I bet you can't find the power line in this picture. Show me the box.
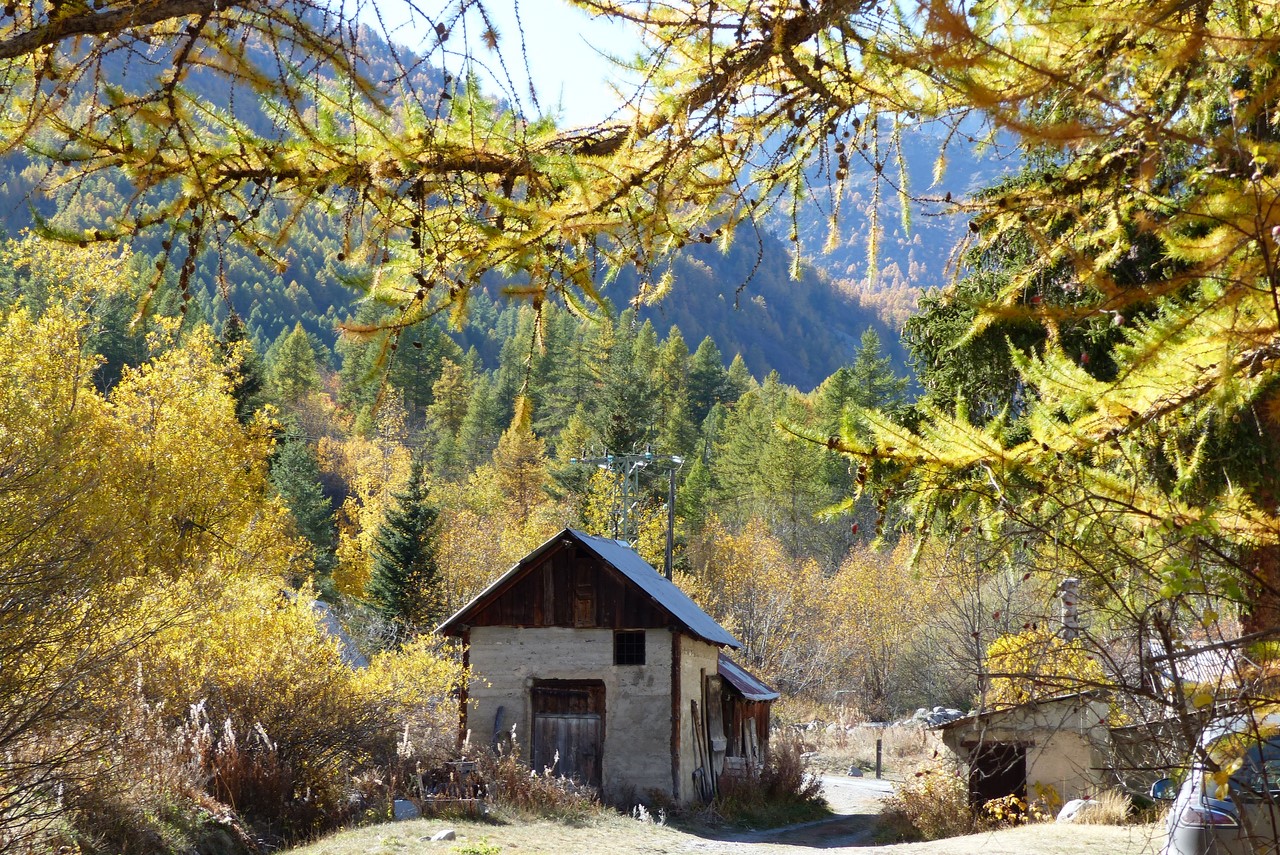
[570,445,684,579]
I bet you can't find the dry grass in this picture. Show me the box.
[713,737,827,827]
[877,761,974,842]
[1073,790,1133,825]
[792,723,935,778]
[477,741,603,823]
[279,813,1166,855]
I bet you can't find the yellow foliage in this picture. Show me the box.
[0,300,310,834]
[356,636,468,731]
[580,469,668,566]
[1,231,132,310]
[432,479,567,617]
[984,628,1107,708]
[827,540,943,713]
[491,415,549,518]
[683,516,830,693]
[320,427,412,597]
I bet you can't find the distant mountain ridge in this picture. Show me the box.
[0,28,1011,388]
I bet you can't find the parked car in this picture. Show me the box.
[1152,717,1280,855]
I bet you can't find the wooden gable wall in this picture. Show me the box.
[465,543,674,630]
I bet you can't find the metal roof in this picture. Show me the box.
[436,528,741,649]
[718,652,779,701]
[933,690,1105,730]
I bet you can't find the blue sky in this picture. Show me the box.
[377,0,643,128]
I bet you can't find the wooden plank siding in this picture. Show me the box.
[465,548,675,630]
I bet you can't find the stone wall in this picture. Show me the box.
[676,635,721,800]
[468,625,702,803]
[939,695,1111,804]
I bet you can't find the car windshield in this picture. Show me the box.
[1228,738,1280,800]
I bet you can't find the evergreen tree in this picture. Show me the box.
[88,289,150,392]
[270,431,337,590]
[848,329,908,413]
[219,311,270,423]
[710,385,773,524]
[724,353,756,404]
[385,322,464,425]
[688,336,728,423]
[492,399,550,519]
[267,322,320,405]
[655,328,698,458]
[426,358,471,437]
[457,373,503,469]
[591,312,658,452]
[759,390,830,559]
[678,455,714,533]
[366,460,440,634]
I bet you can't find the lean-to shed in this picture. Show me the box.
[934,691,1112,806]
[436,528,774,804]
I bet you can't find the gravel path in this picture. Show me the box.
[692,774,894,850]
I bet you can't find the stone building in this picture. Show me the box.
[935,691,1112,806]
[436,528,775,804]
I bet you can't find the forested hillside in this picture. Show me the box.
[0,156,905,390]
[0,23,927,390]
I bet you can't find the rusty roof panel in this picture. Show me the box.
[718,652,779,701]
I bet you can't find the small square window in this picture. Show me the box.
[614,630,646,666]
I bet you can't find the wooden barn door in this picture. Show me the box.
[530,681,604,787]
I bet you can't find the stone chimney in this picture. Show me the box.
[1059,577,1081,641]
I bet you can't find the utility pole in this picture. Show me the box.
[571,446,684,579]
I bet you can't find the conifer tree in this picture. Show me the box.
[678,456,714,533]
[366,459,440,634]
[592,313,658,452]
[724,354,756,404]
[219,311,270,424]
[655,328,698,457]
[492,398,551,519]
[267,322,320,406]
[689,337,729,423]
[457,373,503,469]
[270,432,337,589]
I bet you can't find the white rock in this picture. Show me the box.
[431,829,457,841]
[848,766,864,777]
[392,799,421,821]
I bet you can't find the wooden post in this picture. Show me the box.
[876,738,882,779]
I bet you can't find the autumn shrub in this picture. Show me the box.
[878,761,975,842]
[980,792,1055,827]
[123,575,466,843]
[714,736,826,826]
[477,738,602,822]
[353,636,469,808]
[36,694,257,855]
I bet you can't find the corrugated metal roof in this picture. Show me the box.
[718,652,778,701]
[933,690,1104,730]
[436,528,741,649]
[572,530,740,648]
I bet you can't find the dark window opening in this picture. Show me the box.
[614,630,646,665]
